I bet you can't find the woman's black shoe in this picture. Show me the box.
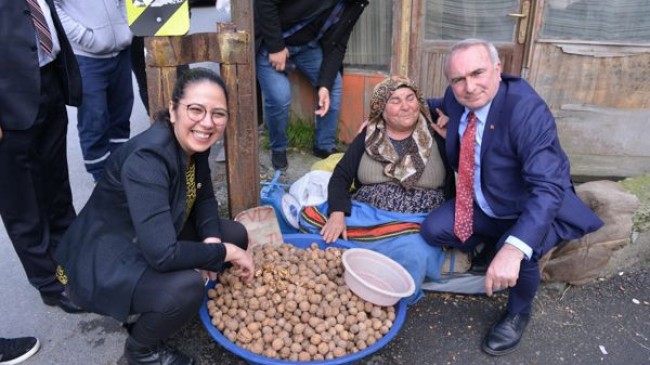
[40,291,86,314]
[124,337,196,365]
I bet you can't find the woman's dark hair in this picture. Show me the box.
[154,67,229,123]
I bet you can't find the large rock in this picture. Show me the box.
[541,180,641,285]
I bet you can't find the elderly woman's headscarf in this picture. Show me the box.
[365,76,434,189]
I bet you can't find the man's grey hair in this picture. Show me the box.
[444,39,500,79]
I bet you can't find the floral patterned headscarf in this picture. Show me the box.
[364,76,434,189]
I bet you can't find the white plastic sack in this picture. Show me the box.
[289,170,332,208]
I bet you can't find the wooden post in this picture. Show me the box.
[226,0,259,218]
[392,0,414,77]
[144,62,177,120]
[144,8,259,217]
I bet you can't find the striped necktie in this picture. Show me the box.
[26,0,54,55]
[454,112,477,243]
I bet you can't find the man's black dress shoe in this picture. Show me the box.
[125,337,196,365]
[482,311,530,356]
[40,291,86,314]
[312,147,338,159]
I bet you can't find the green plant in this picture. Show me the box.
[260,113,315,151]
[286,114,315,150]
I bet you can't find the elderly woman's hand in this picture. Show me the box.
[431,108,449,139]
[321,211,347,243]
[315,87,330,117]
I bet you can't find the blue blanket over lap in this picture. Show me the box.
[299,200,446,305]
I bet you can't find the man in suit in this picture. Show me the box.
[421,39,603,355]
[0,0,85,313]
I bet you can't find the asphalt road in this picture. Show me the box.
[168,266,650,365]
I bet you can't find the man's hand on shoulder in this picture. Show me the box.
[484,243,525,296]
[431,108,448,139]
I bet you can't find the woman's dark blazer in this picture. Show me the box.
[55,121,228,321]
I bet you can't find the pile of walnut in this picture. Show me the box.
[206,242,396,361]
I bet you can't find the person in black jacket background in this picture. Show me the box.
[0,0,84,314]
[254,0,368,170]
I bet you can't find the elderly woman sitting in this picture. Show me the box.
[299,76,454,304]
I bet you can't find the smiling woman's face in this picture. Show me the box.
[382,87,420,135]
[169,80,228,156]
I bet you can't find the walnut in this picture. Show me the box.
[207,243,397,361]
[309,334,322,345]
[249,341,264,354]
[298,351,311,361]
[285,300,297,312]
[248,297,260,311]
[292,323,305,335]
[236,327,253,344]
[246,322,261,333]
[290,342,302,354]
[263,348,277,358]
[271,338,284,351]
[317,342,329,355]
[298,300,310,312]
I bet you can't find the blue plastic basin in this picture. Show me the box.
[199,233,408,365]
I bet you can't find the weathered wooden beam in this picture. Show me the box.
[224,0,259,218]
[145,64,178,119]
[146,33,217,66]
[217,24,250,65]
[145,30,250,67]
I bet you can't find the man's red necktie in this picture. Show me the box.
[26,0,54,55]
[454,111,477,243]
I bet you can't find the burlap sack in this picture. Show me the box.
[541,180,640,285]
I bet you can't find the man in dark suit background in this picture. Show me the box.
[0,0,85,314]
[421,39,603,356]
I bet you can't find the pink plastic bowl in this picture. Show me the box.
[342,248,415,306]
